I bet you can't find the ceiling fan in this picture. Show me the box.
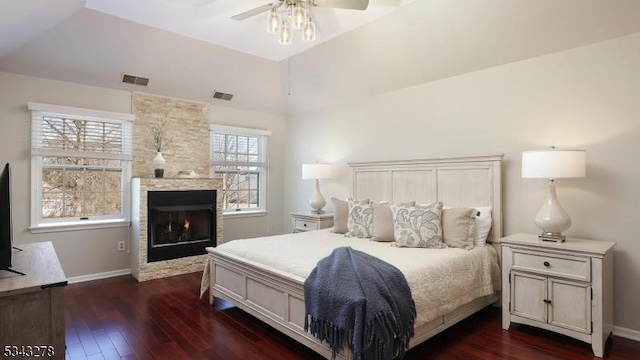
[231,0,370,21]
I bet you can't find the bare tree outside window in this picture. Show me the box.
[39,117,124,219]
[210,130,267,213]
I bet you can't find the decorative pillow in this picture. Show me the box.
[346,200,375,238]
[331,197,349,234]
[391,202,446,248]
[372,201,415,242]
[332,198,370,234]
[442,208,478,250]
[472,206,492,246]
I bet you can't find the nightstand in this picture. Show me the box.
[500,233,615,358]
[290,212,334,233]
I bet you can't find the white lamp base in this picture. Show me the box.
[534,179,571,242]
[309,179,326,214]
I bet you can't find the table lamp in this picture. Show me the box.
[522,147,586,242]
[302,163,331,214]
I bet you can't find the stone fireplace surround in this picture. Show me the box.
[130,177,223,282]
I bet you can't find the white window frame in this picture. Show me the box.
[209,124,270,216]
[28,102,134,232]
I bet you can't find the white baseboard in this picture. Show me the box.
[67,268,131,284]
[614,326,640,342]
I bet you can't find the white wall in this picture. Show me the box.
[0,71,287,278]
[284,33,640,331]
[279,0,640,113]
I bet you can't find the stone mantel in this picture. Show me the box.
[130,177,223,281]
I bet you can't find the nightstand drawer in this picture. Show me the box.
[290,212,334,233]
[512,249,590,282]
[294,219,319,231]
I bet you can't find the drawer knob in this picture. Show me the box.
[303,223,307,227]
[543,261,550,267]
[543,299,552,304]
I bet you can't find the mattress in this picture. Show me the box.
[211,229,499,327]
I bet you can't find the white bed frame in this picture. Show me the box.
[208,155,503,359]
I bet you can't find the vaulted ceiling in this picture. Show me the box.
[1,0,640,115]
[84,0,415,61]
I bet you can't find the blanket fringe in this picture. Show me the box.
[305,308,415,360]
[306,315,351,359]
[360,310,415,360]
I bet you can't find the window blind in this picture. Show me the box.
[29,102,134,161]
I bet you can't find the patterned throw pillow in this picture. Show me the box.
[371,201,416,242]
[390,202,446,248]
[346,200,374,238]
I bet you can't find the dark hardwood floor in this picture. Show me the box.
[65,272,638,360]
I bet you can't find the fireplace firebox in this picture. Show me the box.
[147,190,216,262]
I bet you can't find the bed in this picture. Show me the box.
[205,155,503,359]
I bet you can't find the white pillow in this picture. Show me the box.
[331,197,349,234]
[472,206,492,246]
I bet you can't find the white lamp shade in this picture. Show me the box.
[522,150,586,179]
[302,163,331,180]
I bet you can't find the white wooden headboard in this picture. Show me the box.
[348,155,503,242]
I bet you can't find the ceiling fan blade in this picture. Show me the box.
[231,4,274,21]
[313,0,369,10]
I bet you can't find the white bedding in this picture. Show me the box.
[211,229,499,327]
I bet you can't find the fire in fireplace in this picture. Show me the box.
[147,190,216,262]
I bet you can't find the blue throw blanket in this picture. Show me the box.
[304,247,416,360]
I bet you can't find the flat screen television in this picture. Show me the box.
[0,163,14,272]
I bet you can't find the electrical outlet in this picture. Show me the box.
[117,241,125,251]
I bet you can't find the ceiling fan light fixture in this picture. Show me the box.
[236,0,370,45]
[292,3,308,30]
[302,19,316,42]
[264,0,317,45]
[267,9,281,34]
[279,19,292,45]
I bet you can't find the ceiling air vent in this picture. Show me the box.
[212,91,233,101]
[122,74,149,86]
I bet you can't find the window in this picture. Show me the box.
[210,125,270,214]
[29,102,134,231]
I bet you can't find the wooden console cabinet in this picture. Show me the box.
[0,242,67,359]
[501,233,615,358]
